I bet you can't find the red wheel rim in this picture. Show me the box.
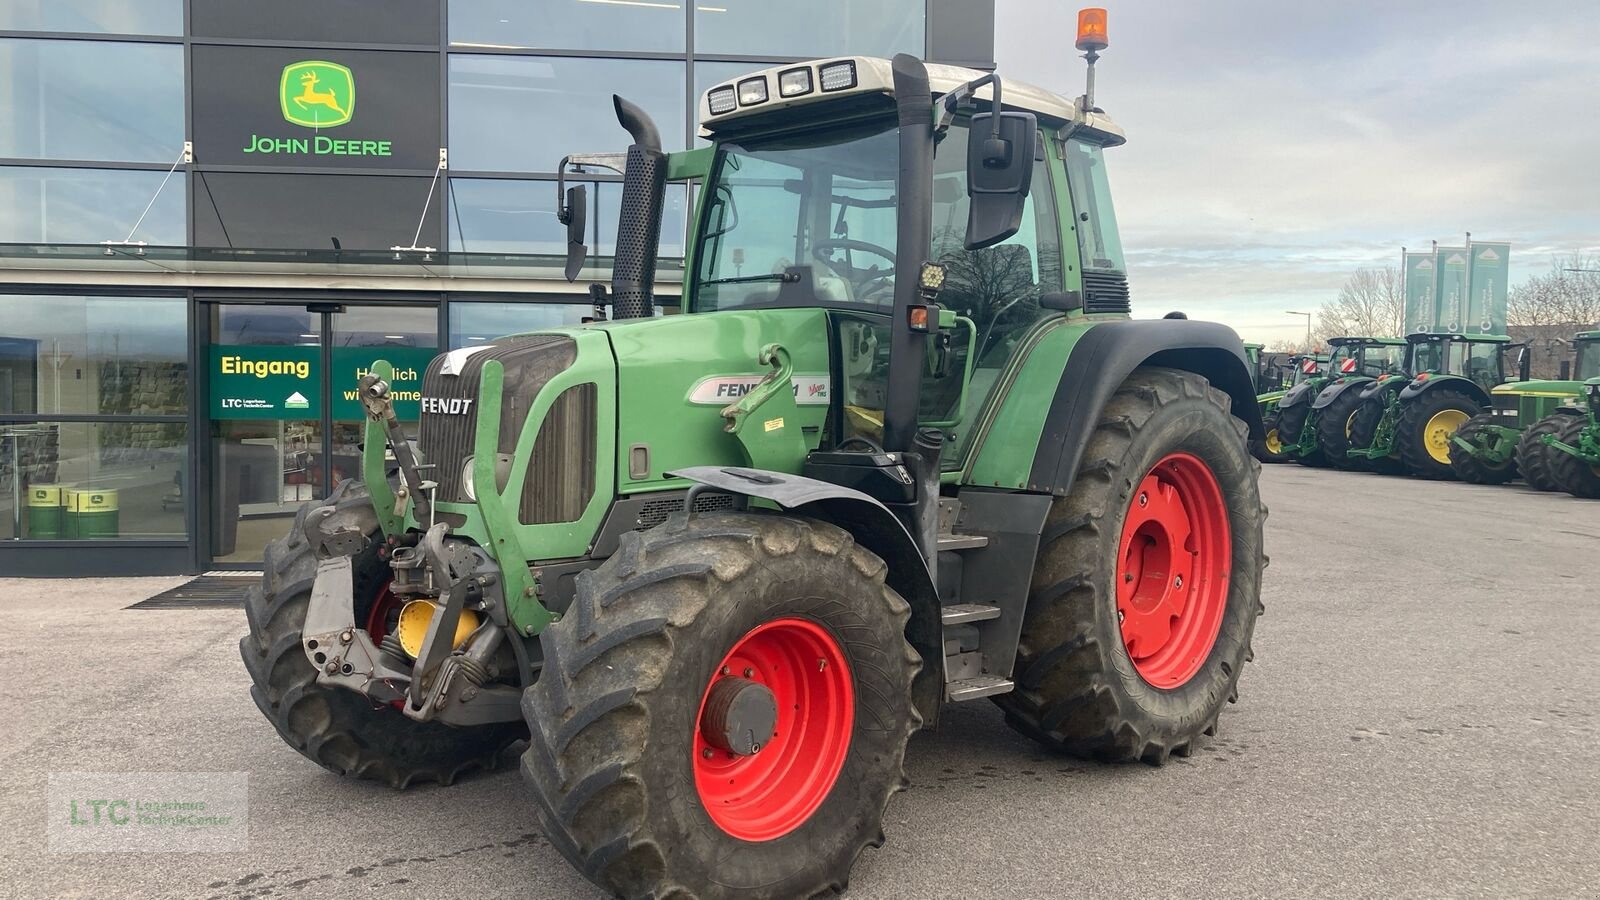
[364,580,402,644]
[1116,452,1232,688]
[693,617,854,842]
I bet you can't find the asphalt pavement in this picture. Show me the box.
[2,464,1598,899]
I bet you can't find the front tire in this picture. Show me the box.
[1398,388,1481,480]
[1518,413,1574,491]
[1549,416,1600,499]
[995,368,1265,765]
[1278,401,1325,466]
[239,481,524,788]
[1252,411,1290,463]
[521,512,920,900]
[1349,395,1406,475]
[1447,413,1519,484]
[1316,388,1368,471]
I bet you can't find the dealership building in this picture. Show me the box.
[0,0,995,575]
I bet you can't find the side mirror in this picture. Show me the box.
[1559,360,1571,380]
[964,111,1037,251]
[560,184,588,282]
[1516,344,1531,381]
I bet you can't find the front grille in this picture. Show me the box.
[520,383,598,524]
[419,335,576,502]
[1082,269,1131,314]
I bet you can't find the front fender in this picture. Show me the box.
[1360,378,1404,401]
[667,466,943,725]
[1312,377,1373,410]
[1399,375,1490,406]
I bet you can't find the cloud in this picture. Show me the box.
[995,0,1600,343]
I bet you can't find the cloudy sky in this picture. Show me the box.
[995,1,1600,344]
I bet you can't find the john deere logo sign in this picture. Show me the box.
[280,61,354,128]
[242,59,393,158]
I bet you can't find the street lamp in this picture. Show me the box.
[1285,310,1313,349]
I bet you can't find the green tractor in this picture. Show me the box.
[1347,332,1525,478]
[1448,331,1598,486]
[1543,374,1600,498]
[1247,343,1295,463]
[1273,338,1403,468]
[1255,353,1321,463]
[240,49,1268,898]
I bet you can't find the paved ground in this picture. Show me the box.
[2,465,1598,899]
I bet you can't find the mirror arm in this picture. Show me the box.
[936,73,1005,142]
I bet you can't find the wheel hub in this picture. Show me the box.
[1115,453,1231,689]
[699,677,778,756]
[1424,409,1469,463]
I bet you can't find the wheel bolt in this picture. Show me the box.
[750,742,761,754]
[702,748,715,759]
[1117,609,1125,623]
[1138,492,1148,507]
[1124,573,1133,583]
[720,666,730,676]
[1174,575,1183,588]
[742,668,753,678]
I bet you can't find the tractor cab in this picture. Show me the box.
[1325,336,1405,380]
[1572,331,1600,380]
[1403,332,1520,393]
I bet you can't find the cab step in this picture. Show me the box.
[946,675,1014,702]
[936,533,989,551]
[940,603,1002,625]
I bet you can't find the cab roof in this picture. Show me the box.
[1406,332,1511,343]
[698,56,1126,147]
[1329,336,1405,346]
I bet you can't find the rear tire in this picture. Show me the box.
[1278,401,1325,466]
[1518,413,1574,491]
[1252,412,1290,463]
[995,368,1265,765]
[1398,388,1481,480]
[521,512,919,900]
[1349,395,1406,475]
[1549,416,1600,499]
[239,481,524,788]
[1447,412,1519,485]
[1316,388,1368,471]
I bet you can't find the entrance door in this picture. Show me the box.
[206,301,437,564]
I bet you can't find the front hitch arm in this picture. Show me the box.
[358,369,434,529]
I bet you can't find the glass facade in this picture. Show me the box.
[0,0,182,36]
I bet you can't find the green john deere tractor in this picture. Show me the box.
[1448,331,1598,486]
[1274,338,1404,468]
[1255,353,1320,463]
[1347,332,1524,479]
[1246,343,1291,462]
[1516,331,1600,497]
[241,49,1267,899]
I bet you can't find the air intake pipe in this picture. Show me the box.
[609,96,667,320]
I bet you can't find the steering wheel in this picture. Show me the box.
[812,239,896,300]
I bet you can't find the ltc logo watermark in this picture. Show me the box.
[280,60,355,128]
[48,772,249,852]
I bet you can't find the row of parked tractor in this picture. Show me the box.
[1242,331,1600,498]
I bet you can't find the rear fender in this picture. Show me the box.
[1279,381,1318,409]
[1311,377,1372,410]
[1360,378,1404,401]
[667,466,944,726]
[1399,375,1489,406]
[1027,319,1262,496]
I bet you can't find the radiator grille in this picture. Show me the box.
[520,383,598,524]
[418,335,576,502]
[1082,269,1131,314]
[635,493,736,529]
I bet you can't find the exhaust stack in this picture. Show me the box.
[609,96,667,320]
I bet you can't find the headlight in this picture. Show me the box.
[736,76,768,107]
[707,86,736,115]
[819,60,857,92]
[461,456,476,502]
[778,67,813,98]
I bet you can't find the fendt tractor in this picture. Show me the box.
[1347,332,1525,479]
[1449,331,1600,487]
[242,20,1268,899]
[1273,338,1404,468]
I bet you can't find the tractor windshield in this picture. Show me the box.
[694,119,901,312]
[1577,340,1600,380]
[1359,343,1405,377]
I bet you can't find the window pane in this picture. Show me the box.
[0,0,181,35]
[0,422,188,540]
[0,39,184,163]
[191,0,439,44]
[451,0,684,53]
[449,301,593,348]
[0,295,188,416]
[0,166,186,245]
[695,0,923,58]
[597,182,688,260]
[1064,140,1126,272]
[449,178,571,255]
[449,55,686,170]
[192,172,439,251]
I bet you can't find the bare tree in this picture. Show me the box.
[1507,252,1600,376]
[1316,267,1403,340]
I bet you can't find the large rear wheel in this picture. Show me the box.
[239,481,524,788]
[1316,388,1369,471]
[996,368,1265,765]
[521,512,919,899]
[1518,413,1575,491]
[1398,389,1481,480]
[1549,416,1600,499]
[1447,412,1519,484]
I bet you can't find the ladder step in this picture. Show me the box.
[946,675,1014,702]
[936,533,989,551]
[940,603,1002,625]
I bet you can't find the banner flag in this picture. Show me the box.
[1403,252,1436,334]
[1465,240,1510,336]
[1433,246,1470,334]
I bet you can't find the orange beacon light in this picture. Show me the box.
[1076,8,1109,52]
